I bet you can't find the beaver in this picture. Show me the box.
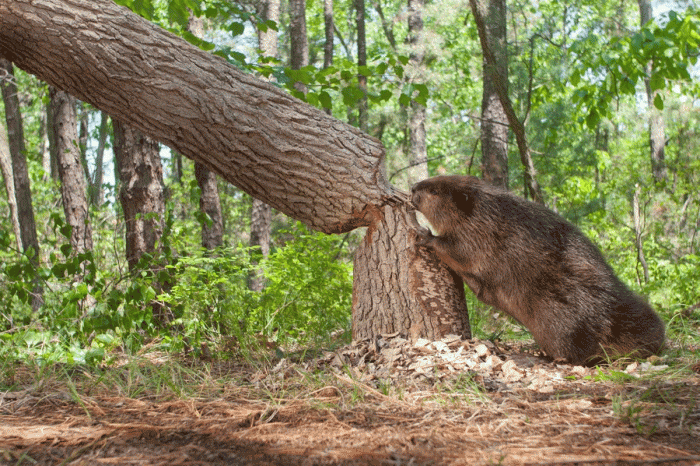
[411,175,665,365]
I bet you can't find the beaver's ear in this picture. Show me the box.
[452,186,477,216]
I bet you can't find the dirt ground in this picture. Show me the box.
[1,336,699,465]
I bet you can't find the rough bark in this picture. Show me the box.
[0,0,471,342]
[0,57,42,308]
[406,0,428,185]
[0,121,21,250]
[113,119,168,324]
[112,120,164,271]
[188,13,223,250]
[49,87,93,254]
[469,0,542,202]
[637,0,667,183]
[477,0,508,189]
[353,205,471,340]
[0,0,393,233]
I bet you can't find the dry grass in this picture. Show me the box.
[0,339,699,465]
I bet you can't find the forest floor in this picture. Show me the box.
[1,335,699,466]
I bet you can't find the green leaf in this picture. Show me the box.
[649,73,665,92]
[319,91,332,109]
[229,22,245,37]
[653,93,664,110]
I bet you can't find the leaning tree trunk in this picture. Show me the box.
[50,87,93,255]
[0,0,470,342]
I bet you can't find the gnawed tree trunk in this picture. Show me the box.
[49,87,93,254]
[353,205,471,340]
[0,0,469,342]
[0,57,42,309]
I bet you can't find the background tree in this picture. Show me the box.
[188,13,224,250]
[249,0,281,292]
[113,120,168,322]
[89,111,109,206]
[0,57,42,308]
[475,0,508,188]
[0,121,21,250]
[469,0,541,201]
[289,0,309,94]
[638,0,668,183]
[406,0,428,185]
[355,0,369,132]
[49,87,93,254]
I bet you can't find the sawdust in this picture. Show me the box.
[1,336,699,465]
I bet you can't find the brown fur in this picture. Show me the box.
[411,175,665,365]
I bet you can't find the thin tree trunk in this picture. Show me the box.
[0,57,42,308]
[78,103,91,183]
[46,97,59,180]
[633,184,650,284]
[249,0,281,291]
[38,97,51,180]
[0,0,470,341]
[477,0,508,189]
[323,0,334,116]
[289,0,308,94]
[355,0,368,132]
[90,111,109,206]
[188,12,223,250]
[372,0,397,50]
[469,0,541,202]
[0,121,21,250]
[637,0,667,183]
[406,0,428,185]
[50,86,93,254]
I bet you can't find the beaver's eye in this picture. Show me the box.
[429,188,439,196]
